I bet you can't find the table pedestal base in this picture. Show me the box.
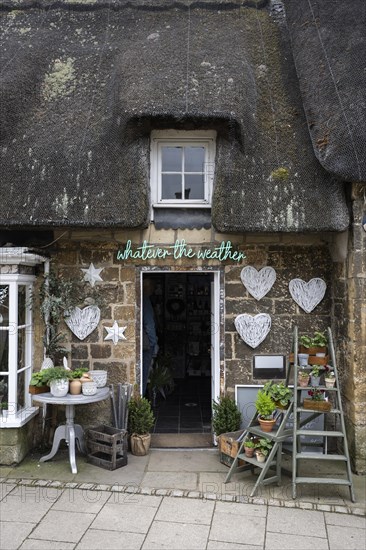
[39,405,85,474]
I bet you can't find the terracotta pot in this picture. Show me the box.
[244,446,255,458]
[298,376,309,387]
[258,417,276,433]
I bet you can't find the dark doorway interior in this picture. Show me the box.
[143,273,212,434]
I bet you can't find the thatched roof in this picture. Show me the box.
[0,0,349,231]
[285,0,366,182]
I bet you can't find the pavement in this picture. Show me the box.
[0,447,365,549]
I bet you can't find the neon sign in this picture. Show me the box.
[116,239,246,262]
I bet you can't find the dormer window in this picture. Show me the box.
[150,130,216,213]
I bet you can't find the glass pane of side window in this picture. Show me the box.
[184,146,205,172]
[161,174,182,199]
[17,369,25,411]
[18,285,26,325]
[0,375,8,411]
[0,286,9,326]
[185,174,205,199]
[162,147,182,172]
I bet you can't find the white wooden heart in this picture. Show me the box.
[289,278,326,313]
[234,313,271,348]
[64,305,101,340]
[241,266,276,301]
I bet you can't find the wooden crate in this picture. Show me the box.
[219,430,246,467]
[86,425,128,470]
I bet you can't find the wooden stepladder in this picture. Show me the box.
[291,326,355,502]
[224,402,293,497]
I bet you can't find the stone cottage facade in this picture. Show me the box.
[0,0,365,473]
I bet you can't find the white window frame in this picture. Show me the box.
[150,130,216,215]
[0,248,46,428]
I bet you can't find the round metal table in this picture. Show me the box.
[33,387,109,474]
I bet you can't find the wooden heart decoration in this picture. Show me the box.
[234,313,271,349]
[289,278,326,313]
[241,266,276,301]
[64,305,101,340]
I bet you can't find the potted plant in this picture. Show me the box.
[128,396,155,456]
[263,381,292,409]
[28,371,50,394]
[243,439,256,458]
[147,360,174,406]
[212,396,242,438]
[44,367,71,397]
[254,438,273,463]
[310,365,321,386]
[69,367,89,395]
[324,369,336,388]
[303,388,331,412]
[297,368,310,387]
[255,389,276,432]
[312,331,327,354]
[299,331,327,355]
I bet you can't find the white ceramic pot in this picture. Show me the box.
[82,381,97,396]
[88,370,107,388]
[49,378,69,397]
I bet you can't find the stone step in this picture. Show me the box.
[151,433,213,448]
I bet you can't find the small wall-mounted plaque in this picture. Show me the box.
[252,354,286,379]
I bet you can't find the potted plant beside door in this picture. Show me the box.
[128,396,155,456]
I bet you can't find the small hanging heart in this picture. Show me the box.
[64,305,101,340]
[234,313,271,349]
[240,266,276,301]
[289,278,326,313]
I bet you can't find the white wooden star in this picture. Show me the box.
[81,263,103,287]
[104,321,127,345]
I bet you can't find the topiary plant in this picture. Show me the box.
[212,396,242,436]
[128,396,155,435]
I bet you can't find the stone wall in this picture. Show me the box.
[0,417,38,465]
[332,183,366,474]
[40,228,334,429]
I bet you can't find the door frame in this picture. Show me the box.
[139,269,222,405]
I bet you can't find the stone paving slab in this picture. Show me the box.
[266,507,327,537]
[141,471,198,491]
[1,487,60,523]
[0,522,35,550]
[142,520,210,549]
[76,529,145,550]
[207,543,262,550]
[28,510,95,543]
[91,501,158,533]
[264,532,329,550]
[209,510,266,547]
[154,496,215,525]
[19,539,75,549]
[327,525,366,550]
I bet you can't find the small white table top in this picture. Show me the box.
[32,386,110,406]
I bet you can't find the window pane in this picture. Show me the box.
[0,286,9,326]
[162,147,182,172]
[18,286,26,325]
[17,369,25,411]
[162,174,182,199]
[0,375,8,411]
[18,328,25,371]
[185,174,205,199]
[184,147,205,172]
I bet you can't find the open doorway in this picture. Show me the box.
[141,272,219,435]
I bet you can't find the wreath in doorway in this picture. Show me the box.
[166,298,185,316]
